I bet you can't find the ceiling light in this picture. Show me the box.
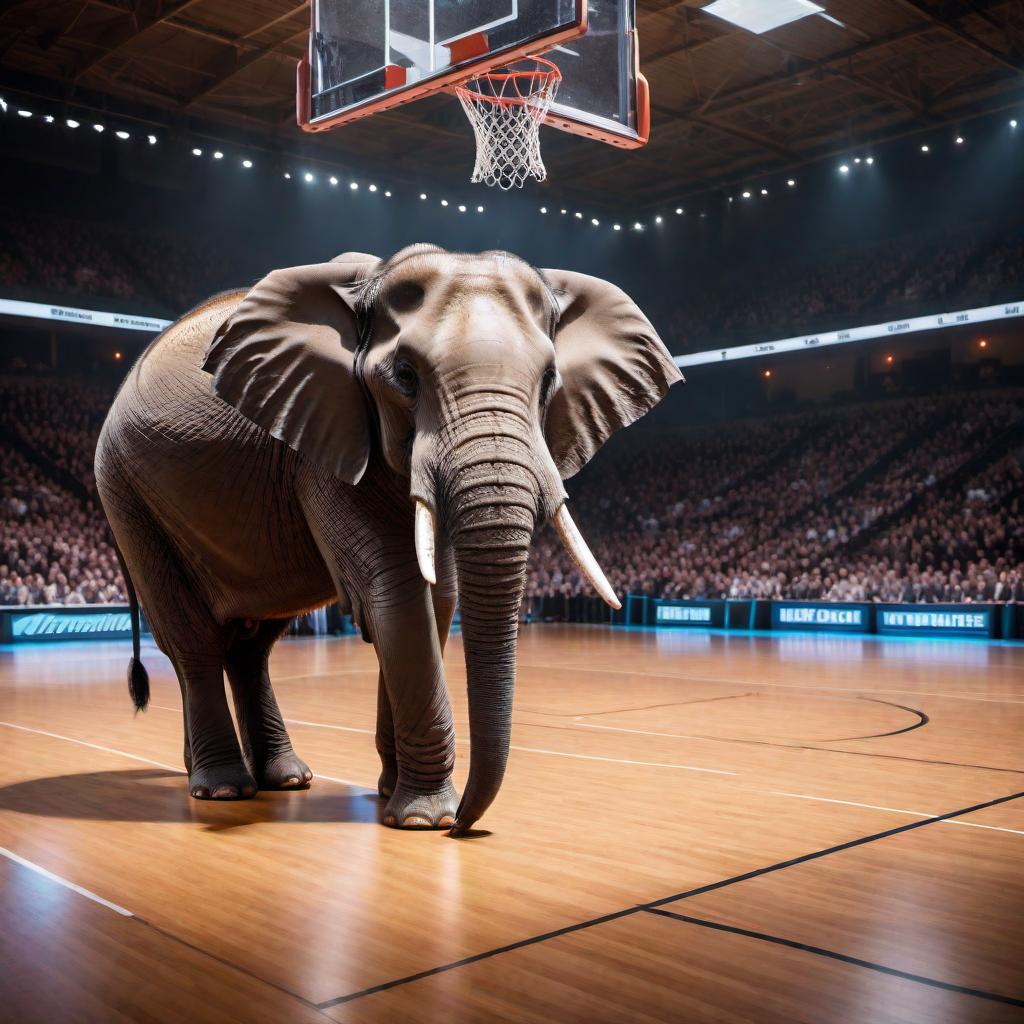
[213,150,224,159]
[839,164,849,174]
[865,156,874,165]
[43,114,54,124]
[655,215,663,223]
[304,172,314,182]
[633,222,644,231]
[192,147,202,156]
[591,218,600,226]
[385,190,392,197]
[16,109,31,118]
[675,207,684,214]
[742,190,752,198]
[760,188,768,195]
[955,135,964,144]
[853,157,861,164]
[284,171,291,179]
[242,159,253,168]
[1010,119,1018,128]
[476,205,484,212]
[115,130,130,140]
[787,178,796,186]
[329,175,338,185]
[420,192,427,200]
[147,134,157,144]
[350,181,358,189]
[458,204,466,212]
[703,0,823,34]
[66,118,80,128]
[920,144,929,153]
[613,223,622,231]
[93,123,104,132]
[368,183,378,192]
[441,199,449,206]
[540,206,547,213]
[560,208,567,214]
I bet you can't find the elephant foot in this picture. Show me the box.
[258,750,313,790]
[189,764,257,800]
[382,779,458,830]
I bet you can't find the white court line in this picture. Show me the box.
[770,790,1024,836]
[0,721,183,772]
[574,721,709,741]
[0,846,134,916]
[153,705,732,776]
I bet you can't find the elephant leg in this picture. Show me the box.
[225,619,312,790]
[375,562,456,800]
[371,585,458,830]
[174,650,257,800]
[102,489,253,800]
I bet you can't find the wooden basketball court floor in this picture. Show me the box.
[1,624,1022,1023]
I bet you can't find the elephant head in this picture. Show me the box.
[202,244,682,832]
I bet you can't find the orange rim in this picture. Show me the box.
[454,56,561,109]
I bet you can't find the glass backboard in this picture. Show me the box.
[297,0,648,149]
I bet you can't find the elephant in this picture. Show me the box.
[95,244,682,834]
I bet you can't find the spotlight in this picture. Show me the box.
[44,115,54,124]
[760,188,768,196]
[192,147,203,156]
[350,181,358,189]
[242,159,253,168]
[115,130,130,140]
[787,178,796,187]
[885,354,894,365]
[540,206,547,213]
[591,218,599,226]
[675,207,684,215]
[613,223,622,231]
[763,369,772,379]
[955,135,964,145]
[16,109,31,118]
[66,118,80,129]
[920,144,929,153]
[458,204,466,212]
[560,208,567,214]
[728,196,734,203]
[574,211,583,219]
[420,193,427,200]
[385,191,392,197]
[476,205,484,213]
[742,190,751,198]
[441,199,449,206]
[368,183,378,192]
[93,123,104,132]
[655,215,663,223]
[114,351,122,361]
[213,150,224,159]
[284,172,291,179]
[854,157,861,164]
[633,222,644,231]
[329,175,338,185]
[147,134,157,145]
[865,156,874,165]
[0,97,6,113]
[838,164,849,174]
[1011,119,1018,128]
[979,338,988,349]
[304,172,314,182]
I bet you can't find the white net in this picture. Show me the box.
[455,58,561,191]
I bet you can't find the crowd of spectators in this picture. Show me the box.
[1,376,1022,610]
[526,389,1024,616]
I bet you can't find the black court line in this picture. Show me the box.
[315,788,1024,1009]
[823,697,929,742]
[645,908,1024,1009]
[516,718,1023,775]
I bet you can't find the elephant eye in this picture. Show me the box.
[393,358,419,398]
[387,281,425,314]
[539,366,558,409]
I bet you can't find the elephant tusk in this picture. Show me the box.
[414,500,437,586]
[553,504,621,610]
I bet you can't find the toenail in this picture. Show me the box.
[212,786,237,798]
[285,777,299,786]
[438,815,455,828]
[402,815,431,828]
[383,815,396,826]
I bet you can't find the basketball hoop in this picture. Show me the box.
[454,56,562,190]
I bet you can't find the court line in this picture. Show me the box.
[645,908,1024,1009]
[0,846,134,917]
[0,721,182,772]
[316,788,1024,1008]
[824,697,928,741]
[149,704,737,776]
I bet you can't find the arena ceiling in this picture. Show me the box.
[1,0,1022,207]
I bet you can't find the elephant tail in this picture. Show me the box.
[113,542,150,712]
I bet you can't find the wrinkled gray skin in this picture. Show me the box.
[95,244,681,833]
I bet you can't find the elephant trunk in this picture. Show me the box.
[431,404,546,835]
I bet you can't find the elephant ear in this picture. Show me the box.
[202,255,380,484]
[543,269,683,479]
